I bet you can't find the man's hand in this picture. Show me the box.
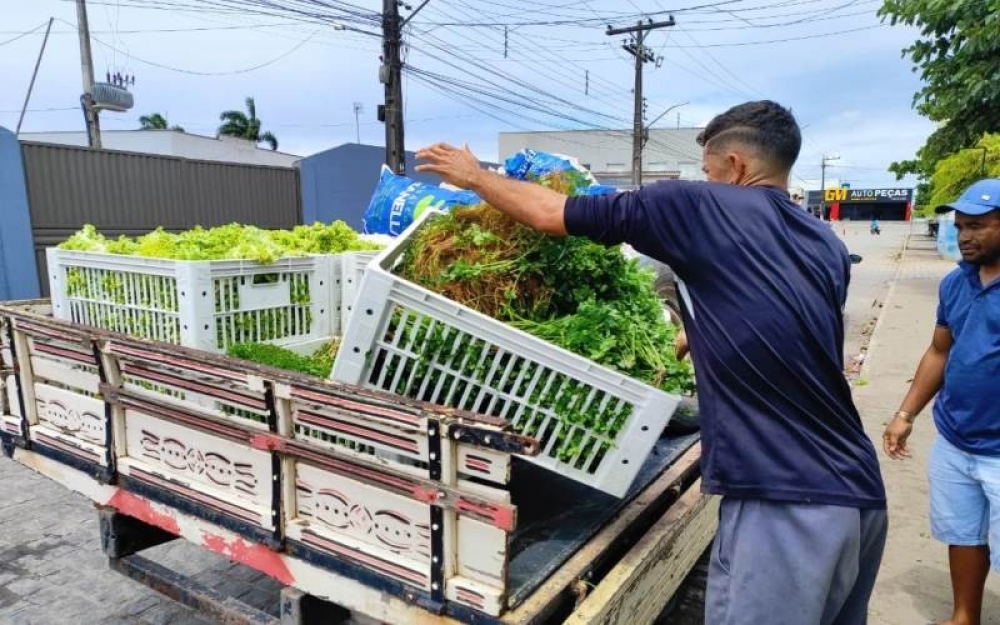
[415,143,485,190]
[675,329,689,361]
[883,415,913,460]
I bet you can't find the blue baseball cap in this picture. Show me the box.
[935,178,1000,215]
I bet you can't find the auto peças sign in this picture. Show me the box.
[823,188,912,203]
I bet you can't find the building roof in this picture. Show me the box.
[18,129,301,167]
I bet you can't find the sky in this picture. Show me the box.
[0,0,935,190]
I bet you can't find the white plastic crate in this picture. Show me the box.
[332,210,681,497]
[47,248,339,353]
[339,251,380,335]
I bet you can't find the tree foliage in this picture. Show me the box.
[879,1,1000,186]
[138,112,184,132]
[218,96,278,150]
[927,133,1000,209]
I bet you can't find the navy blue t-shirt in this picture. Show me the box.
[934,263,1000,455]
[565,181,886,509]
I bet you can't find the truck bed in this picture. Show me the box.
[0,300,713,623]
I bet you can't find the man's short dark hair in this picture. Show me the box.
[696,101,802,172]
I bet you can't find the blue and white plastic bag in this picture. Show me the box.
[503,149,611,196]
[362,166,480,236]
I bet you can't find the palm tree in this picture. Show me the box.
[217,97,278,151]
[138,113,184,132]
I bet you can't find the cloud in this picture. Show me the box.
[0,1,936,192]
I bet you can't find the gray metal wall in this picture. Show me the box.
[21,142,302,295]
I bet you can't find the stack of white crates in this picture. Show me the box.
[47,248,342,353]
[331,210,682,497]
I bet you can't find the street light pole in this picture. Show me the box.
[353,102,363,144]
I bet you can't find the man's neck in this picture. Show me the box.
[740,173,788,191]
[980,261,1000,286]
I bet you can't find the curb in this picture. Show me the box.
[857,233,911,380]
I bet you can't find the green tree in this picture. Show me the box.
[217,97,278,150]
[927,134,1000,209]
[880,1,1000,189]
[138,113,184,132]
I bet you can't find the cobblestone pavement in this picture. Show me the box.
[0,455,283,624]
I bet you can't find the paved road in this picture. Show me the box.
[837,221,915,370]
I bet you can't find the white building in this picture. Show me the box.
[19,129,301,167]
[499,128,705,188]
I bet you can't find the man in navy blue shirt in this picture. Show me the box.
[417,100,886,624]
[885,179,1000,625]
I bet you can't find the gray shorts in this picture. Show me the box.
[706,498,887,625]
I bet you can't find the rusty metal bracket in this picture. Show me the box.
[109,554,279,625]
[99,506,177,558]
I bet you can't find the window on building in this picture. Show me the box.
[606,162,627,171]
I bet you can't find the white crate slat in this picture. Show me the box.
[339,251,380,335]
[48,248,339,353]
[332,210,681,497]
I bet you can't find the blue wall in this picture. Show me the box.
[298,144,442,230]
[0,127,40,300]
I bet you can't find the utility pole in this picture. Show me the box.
[16,17,54,135]
[819,154,840,220]
[607,17,675,188]
[381,0,405,173]
[380,0,430,173]
[75,0,102,149]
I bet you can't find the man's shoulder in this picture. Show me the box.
[939,264,970,293]
[642,179,708,199]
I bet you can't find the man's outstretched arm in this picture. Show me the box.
[415,143,568,235]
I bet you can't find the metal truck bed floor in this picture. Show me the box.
[508,433,700,606]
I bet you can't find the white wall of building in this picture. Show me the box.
[20,130,301,167]
[499,128,705,187]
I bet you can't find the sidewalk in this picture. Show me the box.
[854,237,1000,624]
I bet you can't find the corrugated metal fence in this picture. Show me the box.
[21,142,302,295]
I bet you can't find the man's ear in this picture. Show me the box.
[726,152,746,185]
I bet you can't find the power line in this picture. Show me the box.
[56,17,320,76]
[416,0,749,26]
[0,21,50,47]
[0,21,304,35]
[0,107,79,114]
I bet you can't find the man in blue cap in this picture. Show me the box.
[885,178,1000,625]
